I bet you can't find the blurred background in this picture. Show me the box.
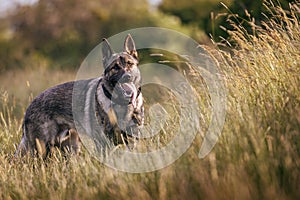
[0,0,295,70]
[0,0,295,107]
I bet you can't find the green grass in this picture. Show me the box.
[0,2,300,199]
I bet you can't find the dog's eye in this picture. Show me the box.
[126,61,134,66]
[113,64,119,70]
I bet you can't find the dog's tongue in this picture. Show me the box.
[121,83,137,108]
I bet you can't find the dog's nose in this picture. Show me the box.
[120,73,132,83]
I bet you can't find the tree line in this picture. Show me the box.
[0,0,296,71]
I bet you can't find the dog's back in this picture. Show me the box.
[16,81,79,156]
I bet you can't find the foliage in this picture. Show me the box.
[2,0,205,71]
[159,0,297,40]
[8,0,147,69]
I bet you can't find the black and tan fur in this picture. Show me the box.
[15,35,144,157]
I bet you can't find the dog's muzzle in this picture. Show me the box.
[115,82,138,108]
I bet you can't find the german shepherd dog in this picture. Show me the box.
[15,35,144,157]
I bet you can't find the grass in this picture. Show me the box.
[0,2,300,199]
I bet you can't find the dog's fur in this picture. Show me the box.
[15,35,144,157]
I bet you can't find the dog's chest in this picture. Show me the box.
[96,82,133,125]
[96,83,111,113]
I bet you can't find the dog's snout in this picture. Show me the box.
[120,73,132,83]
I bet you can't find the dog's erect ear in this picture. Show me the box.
[102,38,114,67]
[124,34,138,59]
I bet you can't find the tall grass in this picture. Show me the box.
[211,1,300,198]
[0,2,300,199]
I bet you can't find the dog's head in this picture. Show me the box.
[101,35,143,138]
[102,35,141,107]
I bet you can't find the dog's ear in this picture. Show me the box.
[124,34,138,59]
[102,38,114,67]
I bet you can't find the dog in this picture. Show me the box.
[15,34,144,157]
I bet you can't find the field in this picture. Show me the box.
[0,3,300,200]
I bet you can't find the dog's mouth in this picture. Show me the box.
[111,82,141,135]
[115,82,138,108]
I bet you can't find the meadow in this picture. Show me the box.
[0,3,299,200]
